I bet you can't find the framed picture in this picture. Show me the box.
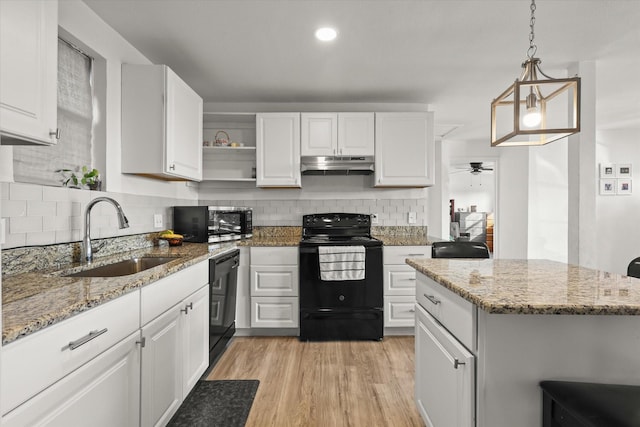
[617,179,632,195]
[617,164,632,178]
[600,179,616,195]
[599,163,616,178]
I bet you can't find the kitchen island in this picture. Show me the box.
[406,258,640,427]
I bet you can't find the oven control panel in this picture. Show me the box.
[303,213,371,227]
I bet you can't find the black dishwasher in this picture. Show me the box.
[208,249,239,366]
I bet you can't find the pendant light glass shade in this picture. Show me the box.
[490,1,581,147]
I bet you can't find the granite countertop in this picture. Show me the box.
[406,258,640,315]
[374,234,443,246]
[2,242,235,345]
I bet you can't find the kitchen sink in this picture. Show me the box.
[65,257,178,277]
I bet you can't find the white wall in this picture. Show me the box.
[56,1,198,200]
[596,129,640,275]
[527,139,569,262]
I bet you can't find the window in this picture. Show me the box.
[13,38,94,186]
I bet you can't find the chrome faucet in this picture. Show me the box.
[82,197,129,263]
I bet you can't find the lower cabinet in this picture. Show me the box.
[2,331,141,427]
[140,284,209,427]
[249,247,299,328]
[383,245,430,328]
[415,303,475,427]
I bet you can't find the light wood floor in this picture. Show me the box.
[206,336,424,427]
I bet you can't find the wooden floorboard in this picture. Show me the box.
[207,336,424,427]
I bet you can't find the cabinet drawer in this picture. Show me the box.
[141,260,208,326]
[250,247,298,265]
[384,265,417,295]
[1,290,140,414]
[384,245,431,264]
[251,297,299,328]
[384,296,416,327]
[250,265,298,296]
[416,273,476,350]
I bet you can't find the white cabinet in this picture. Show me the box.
[249,247,299,328]
[256,113,301,187]
[1,290,140,415]
[415,303,475,427]
[0,0,58,145]
[374,112,434,187]
[235,247,251,328]
[2,332,141,427]
[122,64,203,181]
[301,112,374,157]
[140,261,209,427]
[383,246,430,328]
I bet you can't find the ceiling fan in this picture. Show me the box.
[452,162,494,175]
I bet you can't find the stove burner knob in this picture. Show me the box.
[339,295,345,302]
[333,215,340,222]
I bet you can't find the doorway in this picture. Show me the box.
[448,159,497,254]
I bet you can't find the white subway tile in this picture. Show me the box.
[26,231,56,246]
[55,230,75,244]
[1,183,9,200]
[27,200,57,217]
[3,232,26,249]
[2,200,27,217]
[10,216,42,234]
[43,216,71,232]
[10,183,42,201]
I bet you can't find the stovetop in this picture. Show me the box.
[300,213,382,247]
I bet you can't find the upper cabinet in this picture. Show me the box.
[0,0,58,145]
[374,112,434,187]
[301,112,374,157]
[256,113,301,188]
[122,64,203,181]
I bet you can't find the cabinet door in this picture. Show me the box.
[256,113,301,187]
[375,112,434,187]
[384,296,416,327]
[250,265,299,297]
[251,296,299,328]
[165,66,203,180]
[2,332,141,427]
[141,306,183,427]
[181,285,209,397]
[301,113,337,156]
[338,113,374,156]
[0,0,58,145]
[415,304,474,427]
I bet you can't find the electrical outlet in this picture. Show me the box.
[371,213,379,224]
[408,211,417,224]
[153,214,163,228]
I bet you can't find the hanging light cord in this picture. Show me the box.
[527,0,537,59]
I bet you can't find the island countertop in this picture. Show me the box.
[406,258,640,315]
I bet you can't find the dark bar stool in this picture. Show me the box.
[628,257,640,279]
[431,241,490,259]
[540,381,640,427]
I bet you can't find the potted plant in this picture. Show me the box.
[57,166,101,190]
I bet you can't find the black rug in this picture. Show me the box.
[168,380,259,427]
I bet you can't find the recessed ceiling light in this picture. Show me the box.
[315,27,337,42]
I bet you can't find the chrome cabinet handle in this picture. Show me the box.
[407,278,417,281]
[181,302,194,314]
[424,294,441,305]
[454,359,466,369]
[169,164,176,171]
[409,307,416,313]
[136,337,146,348]
[66,328,108,351]
[407,253,425,257]
[49,129,61,139]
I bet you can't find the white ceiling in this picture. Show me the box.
[83,0,640,142]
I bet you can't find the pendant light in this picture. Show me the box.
[490,0,581,147]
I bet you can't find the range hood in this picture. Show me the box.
[300,156,375,176]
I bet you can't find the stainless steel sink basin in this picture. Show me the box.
[66,257,178,277]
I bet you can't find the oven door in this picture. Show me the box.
[299,245,383,309]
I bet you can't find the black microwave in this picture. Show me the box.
[173,206,252,243]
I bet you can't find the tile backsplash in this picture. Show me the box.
[1,181,428,249]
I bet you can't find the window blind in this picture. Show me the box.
[13,39,94,186]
